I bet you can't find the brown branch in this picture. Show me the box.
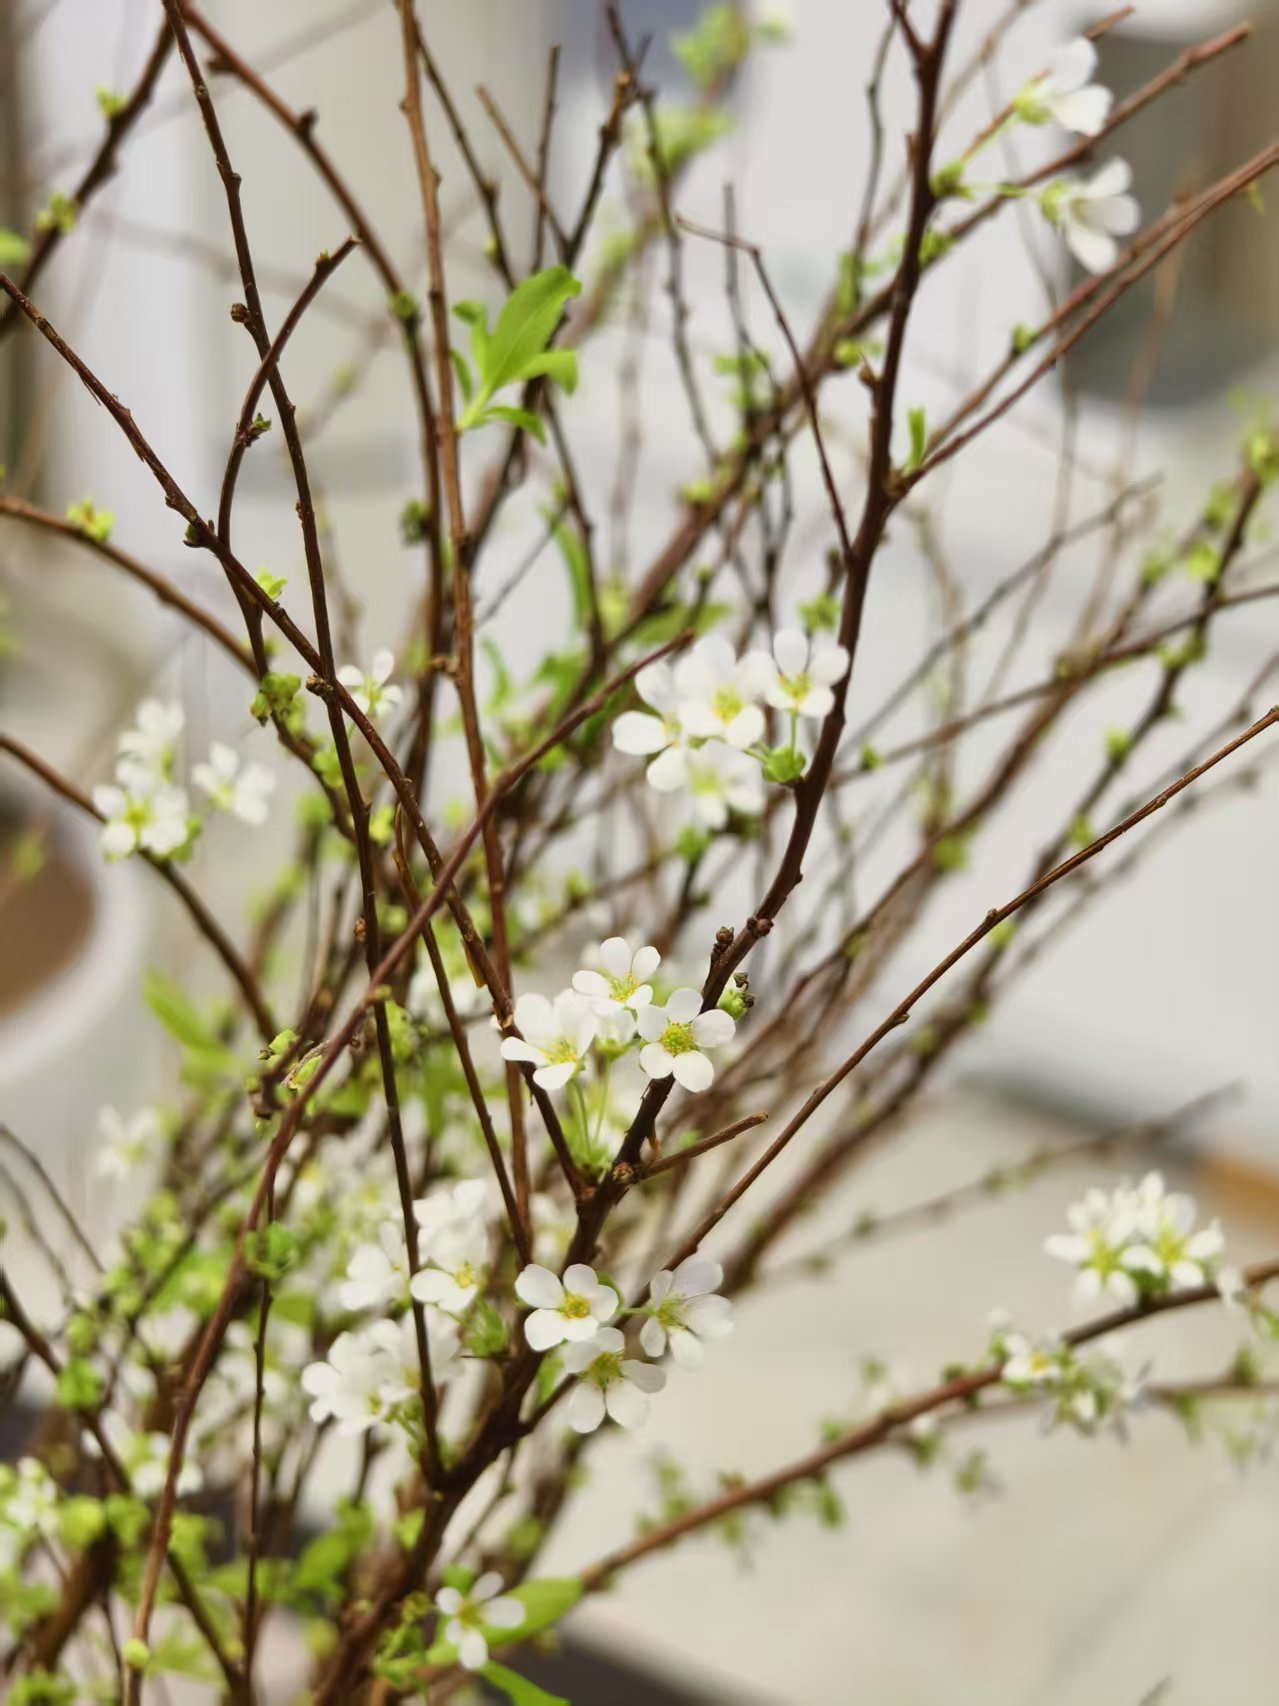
[0,497,253,671]
[0,21,174,344]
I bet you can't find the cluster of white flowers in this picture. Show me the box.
[302,1313,459,1435]
[1044,1171,1226,1310]
[92,698,274,861]
[994,38,1140,276]
[997,1321,1143,1437]
[338,647,404,724]
[612,629,849,826]
[93,699,190,859]
[514,1251,733,1434]
[500,935,738,1097]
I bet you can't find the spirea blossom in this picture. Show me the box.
[93,770,190,860]
[761,628,850,720]
[515,1261,618,1350]
[339,1221,410,1313]
[1042,160,1140,274]
[640,1255,734,1368]
[96,1105,162,1180]
[117,698,184,774]
[338,647,403,722]
[1044,1172,1226,1308]
[411,1178,490,1313]
[500,990,598,1090]
[562,1326,666,1433]
[673,634,770,748]
[193,741,275,824]
[434,1573,525,1671]
[1015,38,1113,136]
[572,936,660,1017]
[637,987,736,1091]
[1000,1330,1142,1436]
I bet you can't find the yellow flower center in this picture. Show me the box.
[586,1350,623,1389]
[712,686,743,723]
[562,1293,592,1319]
[780,670,811,704]
[607,971,639,1002]
[545,1039,580,1066]
[659,1021,696,1056]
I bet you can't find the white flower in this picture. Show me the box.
[612,658,682,770]
[636,987,735,1091]
[192,741,275,825]
[561,1326,666,1433]
[92,772,190,860]
[301,1330,395,1434]
[339,1222,410,1313]
[434,1572,525,1671]
[1045,1172,1228,1308]
[499,990,598,1090]
[411,1178,489,1314]
[1122,1172,1224,1291]
[1017,38,1113,136]
[514,1261,618,1351]
[337,648,404,723]
[1001,1333,1061,1387]
[1043,160,1140,274]
[117,698,184,776]
[572,936,660,1017]
[1044,1184,1140,1310]
[96,1106,161,1181]
[760,628,850,721]
[673,634,770,748]
[640,1255,734,1369]
[364,1314,460,1407]
[655,740,764,828]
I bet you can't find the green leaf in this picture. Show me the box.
[503,1577,583,1639]
[486,404,546,444]
[0,228,31,267]
[551,516,592,629]
[904,406,927,472]
[457,266,581,434]
[143,969,222,1054]
[448,347,475,406]
[480,1662,569,1706]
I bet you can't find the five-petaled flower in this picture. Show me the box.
[572,936,660,1017]
[515,1261,618,1351]
[500,990,598,1090]
[338,648,404,723]
[1042,160,1139,274]
[674,634,770,748]
[93,771,190,860]
[117,698,184,775]
[434,1573,525,1671]
[640,1255,734,1368]
[411,1178,490,1314]
[562,1326,666,1433]
[673,741,765,829]
[96,1106,162,1181]
[1015,37,1113,136]
[761,628,850,721]
[301,1331,393,1434]
[637,987,735,1091]
[193,741,275,824]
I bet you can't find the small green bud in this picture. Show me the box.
[123,1639,151,1672]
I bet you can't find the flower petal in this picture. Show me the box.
[568,1383,606,1433]
[665,987,703,1023]
[514,1264,563,1309]
[672,1050,713,1092]
[691,1008,735,1048]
